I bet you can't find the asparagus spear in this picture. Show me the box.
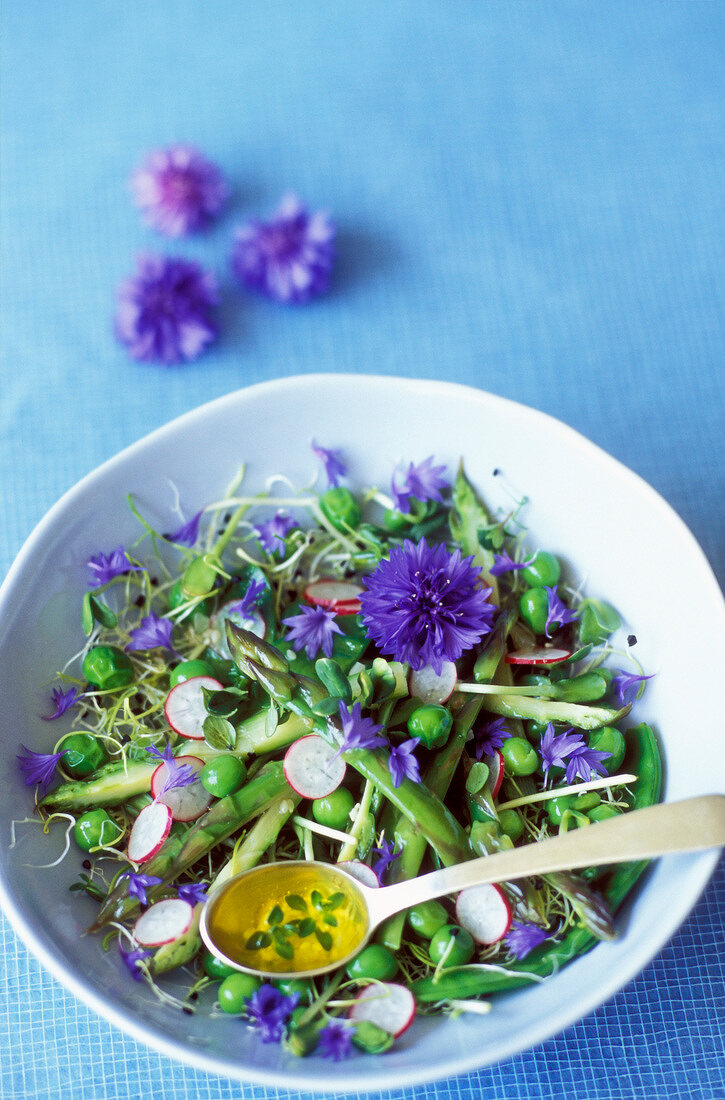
[480,694,630,730]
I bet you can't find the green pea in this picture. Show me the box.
[407,703,453,750]
[311,787,355,830]
[407,899,449,939]
[588,803,622,823]
[199,755,247,798]
[383,508,409,532]
[498,808,525,841]
[588,726,626,772]
[522,551,561,588]
[61,733,107,777]
[218,972,261,1013]
[319,488,361,532]
[546,795,574,826]
[73,809,123,851]
[202,950,239,980]
[82,645,134,691]
[573,792,601,813]
[500,736,539,776]
[274,977,314,1003]
[428,924,475,968]
[169,658,215,687]
[346,944,398,982]
[181,555,219,598]
[519,588,549,635]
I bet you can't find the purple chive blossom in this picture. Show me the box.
[371,837,401,881]
[337,701,386,754]
[505,921,549,960]
[230,578,267,619]
[118,938,153,981]
[166,510,204,547]
[17,745,68,795]
[87,547,143,587]
[490,550,536,577]
[391,456,449,514]
[564,744,612,785]
[361,538,496,674]
[119,872,163,906]
[311,440,346,488]
[115,254,218,365]
[388,738,421,788]
[130,145,228,237]
[231,193,335,304]
[41,686,82,721]
[612,670,654,707]
[544,587,579,638]
[282,604,343,660]
[126,611,176,653]
[177,882,209,906]
[472,716,512,760]
[254,511,298,555]
[318,1019,354,1061]
[245,984,300,1043]
[539,724,586,784]
[145,742,196,794]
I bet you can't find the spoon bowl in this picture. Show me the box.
[200,794,725,979]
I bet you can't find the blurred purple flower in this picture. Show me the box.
[472,716,512,760]
[16,745,68,795]
[318,1019,354,1061]
[145,741,196,793]
[311,441,346,488]
[130,145,228,237]
[167,510,204,547]
[505,921,548,960]
[254,512,298,555]
[490,550,536,577]
[282,604,342,660]
[564,744,612,784]
[119,871,163,906]
[230,193,335,304]
[337,701,386,754]
[245,984,299,1043]
[126,612,176,653]
[230,578,267,619]
[539,724,585,784]
[391,456,448,514]
[41,686,82,721]
[88,547,142,587]
[611,670,654,707]
[115,254,218,365]
[388,738,421,788]
[544,587,579,638]
[371,836,401,880]
[361,538,496,673]
[177,882,209,906]
[118,938,152,981]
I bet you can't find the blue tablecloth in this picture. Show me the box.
[1,3,723,1098]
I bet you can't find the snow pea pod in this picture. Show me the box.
[413,723,662,1003]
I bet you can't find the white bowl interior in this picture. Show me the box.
[0,375,722,1091]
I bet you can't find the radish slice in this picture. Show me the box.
[209,601,266,658]
[304,579,363,615]
[133,898,194,946]
[150,755,212,822]
[164,676,223,740]
[338,860,381,889]
[348,982,416,1038]
[283,735,346,798]
[505,646,571,666]
[127,801,173,863]
[409,661,458,704]
[486,750,505,799]
[455,883,512,944]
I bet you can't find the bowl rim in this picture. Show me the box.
[0,373,722,1090]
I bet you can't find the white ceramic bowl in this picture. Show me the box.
[1,375,723,1092]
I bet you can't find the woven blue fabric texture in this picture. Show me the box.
[1,2,723,1098]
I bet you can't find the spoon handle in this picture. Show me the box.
[370,794,725,923]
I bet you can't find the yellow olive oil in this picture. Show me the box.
[205,862,369,975]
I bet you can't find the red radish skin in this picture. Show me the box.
[505,646,571,666]
[164,676,223,741]
[487,750,504,799]
[338,861,381,889]
[127,801,173,864]
[348,982,416,1038]
[304,579,363,615]
[408,661,458,705]
[150,755,212,822]
[133,898,195,947]
[283,736,346,799]
[455,883,512,945]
